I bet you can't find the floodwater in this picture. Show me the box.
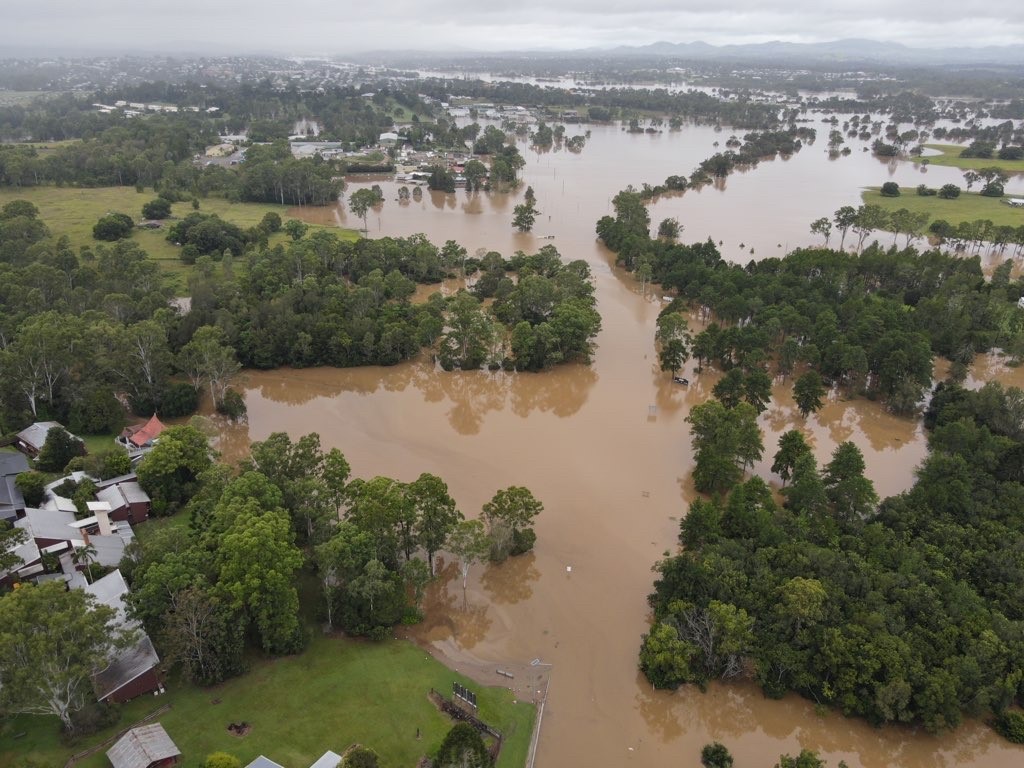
[232,120,1024,766]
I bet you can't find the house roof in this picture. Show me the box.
[16,507,80,543]
[0,452,30,521]
[122,415,166,448]
[309,751,343,768]
[245,758,286,768]
[97,482,150,511]
[85,570,161,700]
[106,723,181,768]
[16,421,64,452]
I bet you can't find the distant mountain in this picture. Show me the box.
[599,39,1024,66]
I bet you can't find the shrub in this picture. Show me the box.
[343,746,380,768]
[15,471,47,506]
[996,710,1024,743]
[141,198,172,219]
[880,181,900,197]
[938,184,961,199]
[916,184,936,196]
[92,212,134,241]
[216,389,247,421]
[204,753,242,768]
[701,742,734,768]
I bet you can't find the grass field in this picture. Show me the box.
[0,186,358,293]
[0,635,534,768]
[862,188,1024,229]
[913,144,1024,174]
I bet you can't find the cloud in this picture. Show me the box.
[2,0,1022,53]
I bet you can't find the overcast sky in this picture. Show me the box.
[4,1,1023,55]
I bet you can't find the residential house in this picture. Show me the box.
[106,723,181,768]
[85,570,162,702]
[16,421,65,456]
[117,414,166,459]
[96,480,151,524]
[0,452,30,522]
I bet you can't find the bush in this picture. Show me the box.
[15,471,47,506]
[511,527,536,555]
[996,710,1024,743]
[204,753,242,768]
[64,701,119,738]
[938,184,961,199]
[343,746,380,768]
[998,146,1023,161]
[157,382,200,418]
[141,198,172,219]
[216,388,247,421]
[880,181,900,197]
[435,723,491,768]
[701,742,734,768]
[916,184,936,196]
[92,212,134,241]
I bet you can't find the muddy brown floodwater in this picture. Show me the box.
[218,121,1024,766]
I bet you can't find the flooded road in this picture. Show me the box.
[245,121,1024,766]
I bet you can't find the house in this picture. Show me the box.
[117,414,166,457]
[1007,198,1024,208]
[0,452,30,522]
[245,758,286,768]
[379,131,399,146]
[106,723,181,768]
[15,507,82,551]
[16,421,65,456]
[96,481,151,524]
[309,752,343,768]
[85,570,162,702]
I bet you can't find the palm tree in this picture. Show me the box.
[72,542,98,584]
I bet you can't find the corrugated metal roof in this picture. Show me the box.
[245,757,286,768]
[106,723,181,768]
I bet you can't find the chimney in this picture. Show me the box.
[87,501,114,536]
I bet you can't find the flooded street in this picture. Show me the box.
[232,120,1024,766]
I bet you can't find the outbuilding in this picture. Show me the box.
[106,723,181,768]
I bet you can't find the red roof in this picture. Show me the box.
[123,414,166,448]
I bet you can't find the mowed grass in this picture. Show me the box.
[862,187,1024,229]
[0,635,534,768]
[0,186,358,293]
[913,143,1024,173]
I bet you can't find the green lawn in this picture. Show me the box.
[862,187,1024,229]
[0,186,358,293]
[0,635,534,768]
[913,143,1024,173]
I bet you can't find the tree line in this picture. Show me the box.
[598,191,1024,413]
[642,381,1024,736]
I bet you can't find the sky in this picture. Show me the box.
[3,0,1023,55]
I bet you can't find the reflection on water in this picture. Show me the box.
[230,117,1024,766]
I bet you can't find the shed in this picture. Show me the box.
[309,752,342,768]
[106,723,181,768]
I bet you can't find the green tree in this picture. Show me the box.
[435,723,491,768]
[447,519,490,591]
[701,742,734,768]
[771,430,811,486]
[0,521,27,574]
[823,442,878,522]
[178,325,241,409]
[938,183,961,199]
[656,313,691,376]
[778,577,827,635]
[92,212,134,241]
[640,622,695,689]
[880,181,900,197]
[136,424,212,512]
[833,206,857,250]
[658,217,682,241]
[793,371,826,417]
[482,486,542,556]
[409,473,462,573]
[14,470,47,506]
[36,426,85,472]
[161,586,245,686]
[0,582,131,731]
[810,217,831,246]
[349,188,382,232]
[141,198,172,219]
[283,219,308,241]
[216,506,305,654]
[686,401,764,495]
[776,750,826,768]
[512,200,538,232]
